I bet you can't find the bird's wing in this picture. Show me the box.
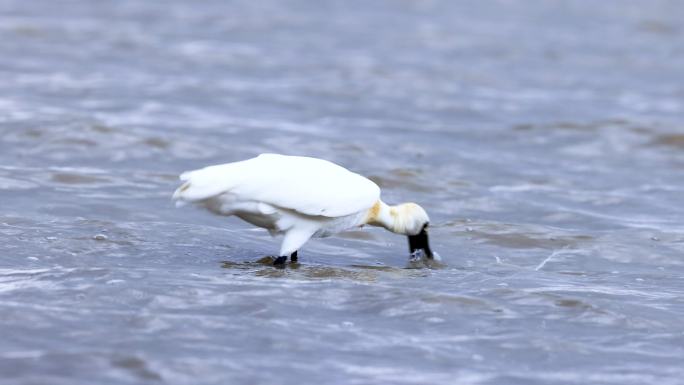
[173,154,380,217]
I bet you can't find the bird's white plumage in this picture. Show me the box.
[173,153,435,261]
[175,154,380,217]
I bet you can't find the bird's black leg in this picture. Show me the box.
[273,256,288,266]
[272,251,297,266]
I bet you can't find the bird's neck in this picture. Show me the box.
[365,200,402,234]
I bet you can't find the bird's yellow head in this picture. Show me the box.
[366,201,437,261]
[390,202,430,236]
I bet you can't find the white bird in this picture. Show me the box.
[172,154,436,265]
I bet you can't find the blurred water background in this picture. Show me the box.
[1,0,684,384]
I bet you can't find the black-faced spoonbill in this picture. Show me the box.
[173,154,437,266]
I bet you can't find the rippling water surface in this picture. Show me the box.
[2,1,684,384]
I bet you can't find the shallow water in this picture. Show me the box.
[2,0,684,384]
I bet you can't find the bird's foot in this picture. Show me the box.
[273,256,288,267]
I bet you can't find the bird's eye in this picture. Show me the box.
[423,222,429,231]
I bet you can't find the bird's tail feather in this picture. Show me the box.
[172,180,192,206]
[172,165,237,204]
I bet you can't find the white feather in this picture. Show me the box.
[174,154,379,217]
